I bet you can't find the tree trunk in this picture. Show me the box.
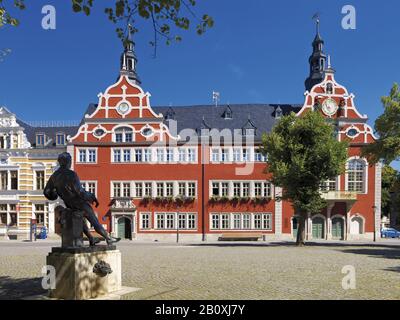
[296,212,307,246]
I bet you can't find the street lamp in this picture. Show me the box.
[176,200,182,243]
[372,205,377,242]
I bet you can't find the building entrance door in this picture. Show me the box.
[312,217,325,239]
[332,218,344,240]
[117,217,132,240]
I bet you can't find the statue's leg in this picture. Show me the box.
[81,203,120,245]
[82,219,100,246]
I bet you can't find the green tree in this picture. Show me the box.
[363,83,400,164]
[261,111,348,246]
[0,0,214,49]
[381,165,400,217]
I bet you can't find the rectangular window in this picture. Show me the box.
[165,183,174,197]
[221,149,229,162]
[143,149,152,162]
[255,149,265,162]
[56,133,65,146]
[166,149,174,163]
[221,183,229,197]
[178,214,186,229]
[254,182,262,197]
[187,214,196,230]
[9,214,17,226]
[157,149,165,163]
[135,149,143,162]
[243,148,250,162]
[123,149,131,162]
[221,214,230,229]
[10,171,17,190]
[243,214,251,229]
[113,183,121,198]
[144,183,152,197]
[166,214,175,229]
[233,183,241,197]
[36,134,45,146]
[88,149,97,163]
[187,183,196,197]
[115,133,123,143]
[135,183,143,198]
[263,214,272,230]
[178,148,186,162]
[36,171,45,190]
[123,183,131,198]
[0,171,7,190]
[35,204,45,226]
[156,183,164,197]
[242,183,250,197]
[114,149,121,163]
[211,214,220,230]
[156,214,164,229]
[125,132,133,142]
[79,150,86,163]
[233,214,241,230]
[211,149,220,162]
[254,214,262,229]
[140,213,151,230]
[188,148,196,163]
[233,148,241,162]
[86,182,96,195]
[0,204,7,225]
[212,183,219,196]
[178,183,186,197]
[263,182,272,198]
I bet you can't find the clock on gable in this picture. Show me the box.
[117,102,131,116]
[322,98,338,117]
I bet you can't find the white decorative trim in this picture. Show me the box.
[274,187,282,235]
[374,162,382,238]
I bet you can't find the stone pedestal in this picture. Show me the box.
[46,246,122,300]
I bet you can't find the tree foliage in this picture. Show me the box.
[261,111,348,245]
[363,83,400,164]
[382,165,400,217]
[0,0,25,27]
[0,0,214,49]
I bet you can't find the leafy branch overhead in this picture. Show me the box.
[363,83,400,165]
[0,0,213,47]
[0,0,25,27]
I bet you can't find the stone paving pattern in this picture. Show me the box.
[0,240,399,300]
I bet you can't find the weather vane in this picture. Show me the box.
[312,12,321,33]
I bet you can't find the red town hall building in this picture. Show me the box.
[68,26,381,242]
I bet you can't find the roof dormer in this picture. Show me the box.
[222,105,233,120]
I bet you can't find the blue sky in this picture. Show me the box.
[0,0,399,167]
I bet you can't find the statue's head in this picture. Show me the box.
[58,152,72,169]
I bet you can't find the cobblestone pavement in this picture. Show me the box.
[0,239,399,300]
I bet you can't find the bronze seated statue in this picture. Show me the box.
[44,152,120,248]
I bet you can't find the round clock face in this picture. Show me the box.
[117,102,130,115]
[322,98,338,116]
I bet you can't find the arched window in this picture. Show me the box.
[347,159,366,193]
[114,127,134,143]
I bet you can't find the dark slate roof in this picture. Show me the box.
[16,119,79,148]
[81,103,302,141]
[153,104,302,140]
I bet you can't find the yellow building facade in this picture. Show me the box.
[0,107,77,240]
